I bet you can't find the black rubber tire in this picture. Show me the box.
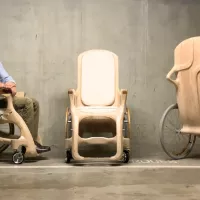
[66,150,72,163]
[12,151,24,164]
[122,150,130,163]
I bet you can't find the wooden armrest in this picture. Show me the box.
[68,89,76,95]
[68,89,76,107]
[120,89,128,107]
[121,89,128,94]
[68,90,73,95]
[166,68,178,88]
[15,92,25,98]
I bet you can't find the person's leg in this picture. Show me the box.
[13,96,36,139]
[13,96,50,153]
[31,98,42,145]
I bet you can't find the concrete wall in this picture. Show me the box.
[0,0,200,158]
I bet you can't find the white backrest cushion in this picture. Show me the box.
[81,50,115,106]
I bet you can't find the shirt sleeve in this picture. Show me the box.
[0,62,16,84]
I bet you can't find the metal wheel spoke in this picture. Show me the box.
[182,134,190,140]
[175,135,180,145]
[168,118,177,128]
[173,143,177,154]
[164,125,175,132]
[166,118,177,129]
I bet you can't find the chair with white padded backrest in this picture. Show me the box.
[65,49,131,163]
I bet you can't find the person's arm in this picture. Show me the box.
[0,62,17,96]
[0,62,16,84]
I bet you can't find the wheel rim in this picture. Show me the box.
[13,152,23,164]
[160,104,196,159]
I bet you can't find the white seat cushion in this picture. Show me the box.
[81,50,115,106]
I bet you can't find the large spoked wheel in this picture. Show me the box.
[0,123,15,153]
[160,103,196,160]
[123,108,131,138]
[122,108,131,163]
[65,108,73,163]
[65,108,72,139]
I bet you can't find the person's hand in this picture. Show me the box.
[4,82,17,96]
[5,81,16,88]
[0,83,5,95]
[0,82,4,88]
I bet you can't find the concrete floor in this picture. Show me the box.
[1,167,200,200]
[0,153,200,200]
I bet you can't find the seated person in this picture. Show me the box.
[0,62,50,153]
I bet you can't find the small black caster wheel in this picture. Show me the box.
[12,151,24,164]
[122,150,130,163]
[65,150,72,163]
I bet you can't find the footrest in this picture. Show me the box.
[36,146,51,154]
[79,157,117,162]
[79,137,115,145]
